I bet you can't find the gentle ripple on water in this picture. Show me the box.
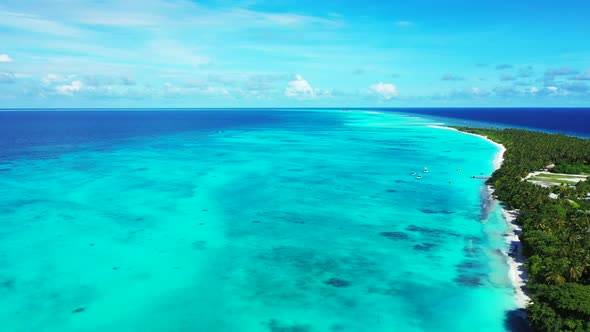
[0,110,516,331]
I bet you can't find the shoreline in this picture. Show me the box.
[429,124,531,309]
[427,125,506,167]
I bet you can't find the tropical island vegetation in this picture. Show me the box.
[454,127,590,332]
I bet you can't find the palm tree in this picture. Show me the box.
[568,264,584,282]
[545,272,566,285]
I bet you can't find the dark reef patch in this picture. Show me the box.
[330,323,347,331]
[465,236,483,244]
[192,241,207,250]
[463,247,479,257]
[72,307,86,314]
[380,232,409,240]
[406,225,460,237]
[413,243,437,251]
[266,319,312,332]
[256,211,308,225]
[256,246,377,285]
[454,275,483,287]
[385,189,398,193]
[323,278,350,288]
[1,279,14,289]
[457,261,482,270]
[290,220,305,224]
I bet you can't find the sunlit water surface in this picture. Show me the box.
[0,110,516,331]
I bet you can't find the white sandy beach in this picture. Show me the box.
[430,124,531,309]
[427,125,506,167]
[501,208,530,308]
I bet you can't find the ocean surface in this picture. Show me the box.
[1,110,517,331]
[381,107,590,137]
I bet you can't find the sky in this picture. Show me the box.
[0,0,589,108]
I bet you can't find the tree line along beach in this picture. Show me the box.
[453,126,590,332]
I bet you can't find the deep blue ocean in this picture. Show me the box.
[383,107,590,137]
[2,108,589,158]
[0,110,286,160]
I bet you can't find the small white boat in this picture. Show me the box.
[416,175,423,179]
[411,171,417,176]
[457,168,462,172]
[423,167,429,173]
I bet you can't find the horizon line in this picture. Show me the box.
[2,107,590,111]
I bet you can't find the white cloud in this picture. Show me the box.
[2,1,338,30]
[161,82,231,98]
[396,21,413,27]
[0,72,16,83]
[574,70,590,81]
[145,39,210,67]
[56,80,82,96]
[0,10,82,37]
[0,54,12,62]
[229,9,337,27]
[74,12,158,27]
[547,86,558,92]
[285,74,317,99]
[530,86,539,94]
[201,86,230,96]
[42,74,61,84]
[369,82,398,99]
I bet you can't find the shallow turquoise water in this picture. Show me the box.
[0,110,515,331]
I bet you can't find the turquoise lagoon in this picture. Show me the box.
[0,110,516,331]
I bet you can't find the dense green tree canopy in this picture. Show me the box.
[455,127,590,332]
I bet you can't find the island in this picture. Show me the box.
[454,127,590,332]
